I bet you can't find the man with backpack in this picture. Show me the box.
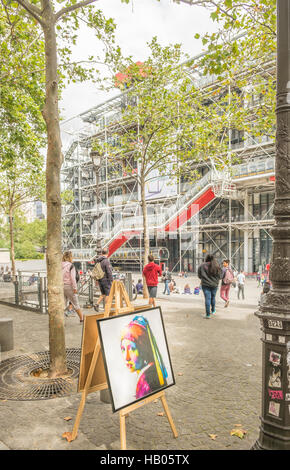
[92,247,113,311]
[220,259,234,307]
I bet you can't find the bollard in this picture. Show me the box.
[100,388,112,404]
[0,318,14,352]
[14,279,19,305]
[89,277,94,306]
[127,272,133,301]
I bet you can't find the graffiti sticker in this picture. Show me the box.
[269,401,280,417]
[269,368,282,388]
[268,389,283,400]
[270,351,282,366]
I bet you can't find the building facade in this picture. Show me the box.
[60,52,275,274]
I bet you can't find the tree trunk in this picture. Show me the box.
[141,177,149,299]
[8,207,16,281]
[42,5,67,377]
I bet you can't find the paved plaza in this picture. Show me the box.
[0,276,263,450]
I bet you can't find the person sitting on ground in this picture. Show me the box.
[169,279,176,292]
[183,283,192,294]
[28,273,37,286]
[136,279,143,295]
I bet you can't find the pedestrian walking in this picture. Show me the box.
[220,259,234,308]
[143,254,162,308]
[257,272,261,287]
[261,273,265,287]
[162,267,172,295]
[62,251,84,323]
[93,247,113,311]
[237,270,246,300]
[198,254,221,318]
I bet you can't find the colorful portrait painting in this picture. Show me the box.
[97,307,175,412]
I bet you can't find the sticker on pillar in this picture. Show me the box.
[268,389,283,400]
[268,368,281,388]
[285,393,290,401]
[279,336,286,344]
[287,370,290,389]
[269,401,280,417]
[268,320,283,330]
[269,351,282,366]
[266,334,272,341]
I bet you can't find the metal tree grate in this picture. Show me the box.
[0,348,81,401]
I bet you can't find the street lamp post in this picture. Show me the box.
[254,0,290,450]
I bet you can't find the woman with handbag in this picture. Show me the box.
[62,251,84,323]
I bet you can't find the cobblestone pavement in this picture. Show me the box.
[0,279,263,450]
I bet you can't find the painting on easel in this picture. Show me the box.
[97,306,175,413]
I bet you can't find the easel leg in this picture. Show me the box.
[120,413,127,450]
[71,391,87,440]
[64,341,101,442]
[160,393,178,438]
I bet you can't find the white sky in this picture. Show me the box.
[59,0,217,121]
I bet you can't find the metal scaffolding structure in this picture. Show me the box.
[60,46,276,273]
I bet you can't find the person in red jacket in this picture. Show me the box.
[142,254,162,308]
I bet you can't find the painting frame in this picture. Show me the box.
[97,306,175,413]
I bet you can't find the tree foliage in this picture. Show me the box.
[0,3,46,163]
[1,0,124,377]
[0,213,46,259]
[190,0,276,142]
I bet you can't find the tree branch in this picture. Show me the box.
[14,0,44,25]
[55,0,99,22]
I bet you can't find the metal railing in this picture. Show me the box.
[100,156,275,246]
[0,271,133,313]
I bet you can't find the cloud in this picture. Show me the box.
[59,0,217,120]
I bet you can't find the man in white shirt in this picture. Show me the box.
[237,270,246,299]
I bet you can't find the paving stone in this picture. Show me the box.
[0,278,263,450]
[0,441,10,450]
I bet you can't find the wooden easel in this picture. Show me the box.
[119,390,178,450]
[63,280,178,448]
[63,280,134,442]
